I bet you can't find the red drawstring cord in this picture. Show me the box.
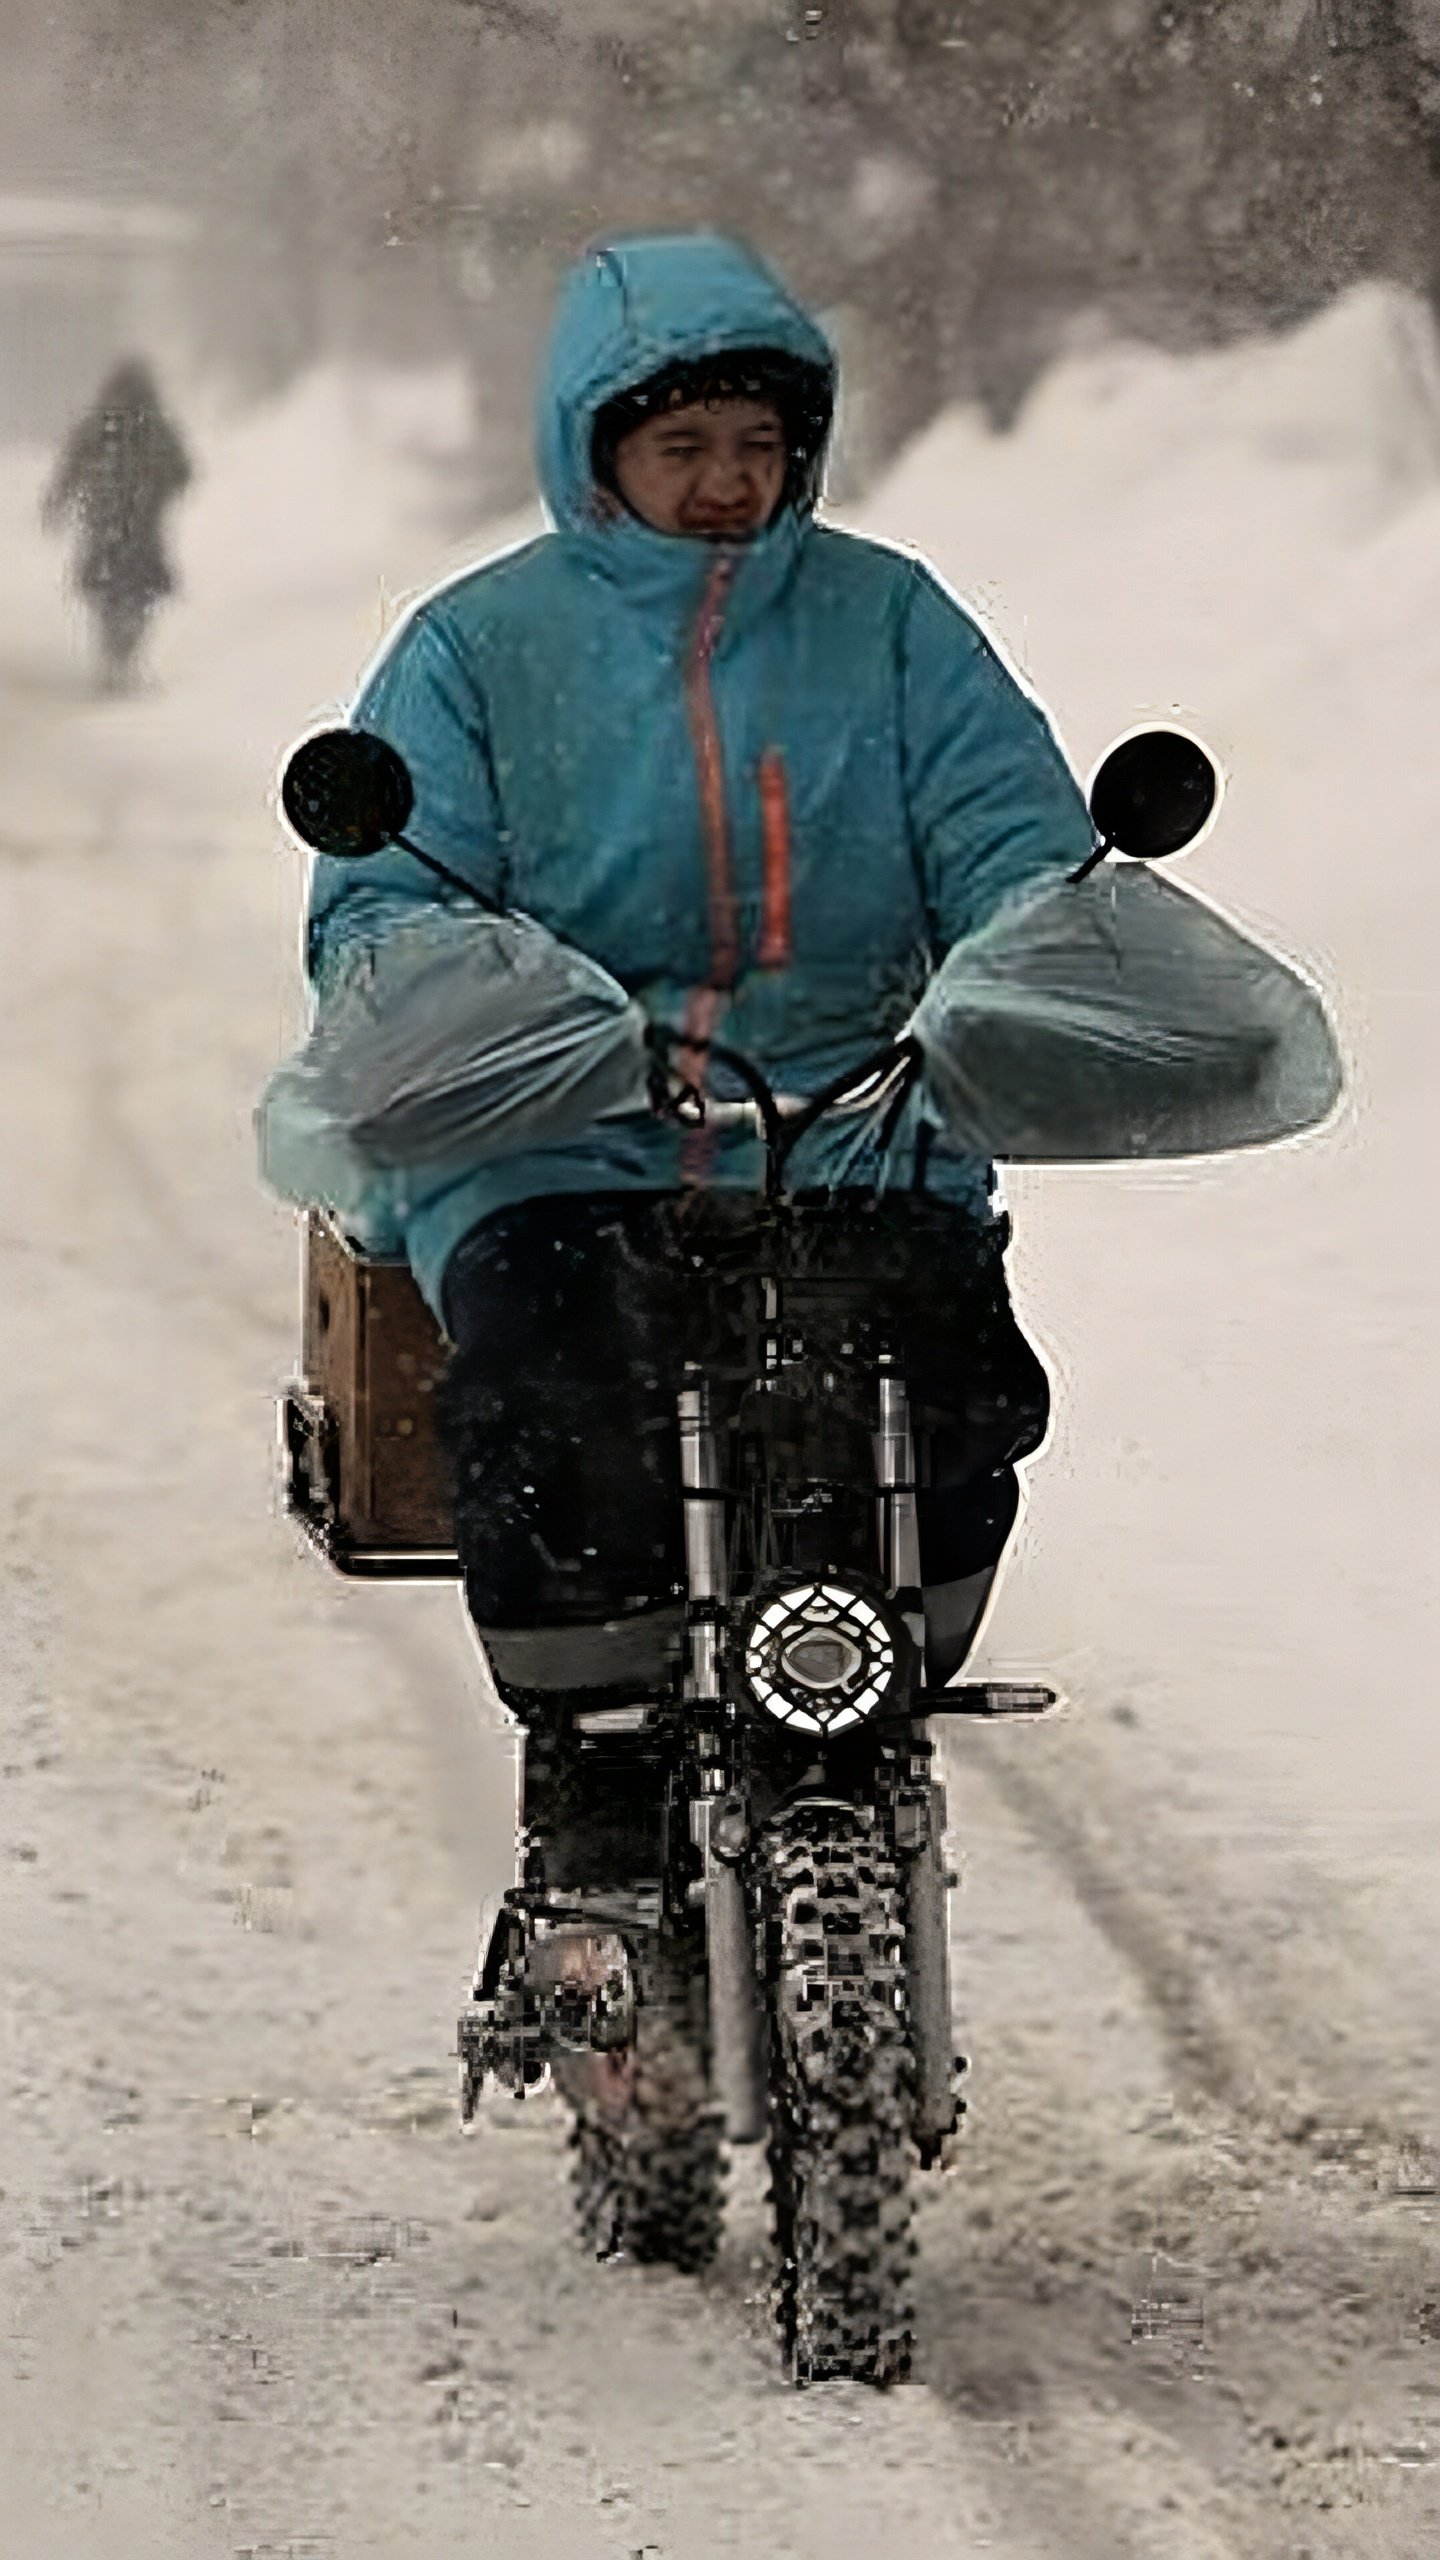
[757,748,792,970]
[680,559,738,1184]
[678,579,795,1179]
[684,557,740,994]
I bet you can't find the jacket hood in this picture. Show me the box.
[536,232,837,537]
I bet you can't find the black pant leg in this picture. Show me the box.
[440,1194,687,1627]
[438,1197,688,1701]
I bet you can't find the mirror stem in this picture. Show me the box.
[392,834,501,914]
[1068,838,1111,885]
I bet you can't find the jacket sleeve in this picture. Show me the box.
[305,600,507,991]
[898,562,1094,952]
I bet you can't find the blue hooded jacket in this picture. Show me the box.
[306,233,1095,1318]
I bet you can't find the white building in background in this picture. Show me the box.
[0,194,195,443]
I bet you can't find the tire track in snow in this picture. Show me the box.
[965,1731,1270,2119]
[964,1723,1431,2176]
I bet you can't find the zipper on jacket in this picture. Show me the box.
[678,554,740,1181]
[757,747,792,970]
[684,553,740,995]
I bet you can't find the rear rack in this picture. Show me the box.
[281,1384,461,1581]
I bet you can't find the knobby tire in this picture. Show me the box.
[760,1807,917,2385]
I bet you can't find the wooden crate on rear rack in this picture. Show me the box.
[281,1211,460,1576]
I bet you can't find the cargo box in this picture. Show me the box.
[282,1212,460,1577]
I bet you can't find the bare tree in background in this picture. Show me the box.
[17,0,1440,504]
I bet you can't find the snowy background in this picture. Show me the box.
[3,55,1440,2557]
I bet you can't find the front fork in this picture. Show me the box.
[679,1363,961,2157]
[877,1361,961,2154]
[680,1374,767,2143]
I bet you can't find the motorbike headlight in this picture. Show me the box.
[738,1578,908,1736]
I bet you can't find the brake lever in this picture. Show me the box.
[775,1035,923,1165]
[643,1024,920,1195]
[644,1023,709,1127]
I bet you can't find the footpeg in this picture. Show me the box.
[457,1995,546,2116]
[917,1682,1059,1718]
[457,1928,638,2120]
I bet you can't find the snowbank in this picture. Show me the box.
[856,284,1440,1877]
[859,280,1440,785]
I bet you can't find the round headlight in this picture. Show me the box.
[738,1578,908,1736]
[782,1629,863,1690]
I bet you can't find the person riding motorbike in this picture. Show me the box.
[41,358,193,691]
[304,232,1096,1882]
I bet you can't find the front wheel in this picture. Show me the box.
[759,1808,917,2384]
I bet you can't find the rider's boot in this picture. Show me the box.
[480,1675,668,2114]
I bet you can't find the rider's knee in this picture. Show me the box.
[471,1604,686,1711]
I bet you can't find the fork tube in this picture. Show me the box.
[679,1371,727,1706]
[697,1804,766,2144]
[906,1780,959,2150]
[879,1370,955,2149]
[680,1374,763,2136]
[679,1371,727,1601]
[876,1361,925,1668]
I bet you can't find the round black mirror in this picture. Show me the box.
[1088,728,1218,862]
[281,727,414,859]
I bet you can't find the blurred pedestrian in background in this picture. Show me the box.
[41,358,193,693]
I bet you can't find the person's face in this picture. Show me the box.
[611,396,788,539]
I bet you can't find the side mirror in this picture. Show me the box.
[278,726,494,911]
[281,728,415,859]
[1080,728,1219,878]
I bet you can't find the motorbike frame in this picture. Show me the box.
[463,1034,1056,2156]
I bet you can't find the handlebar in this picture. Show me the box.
[646,1025,923,1201]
